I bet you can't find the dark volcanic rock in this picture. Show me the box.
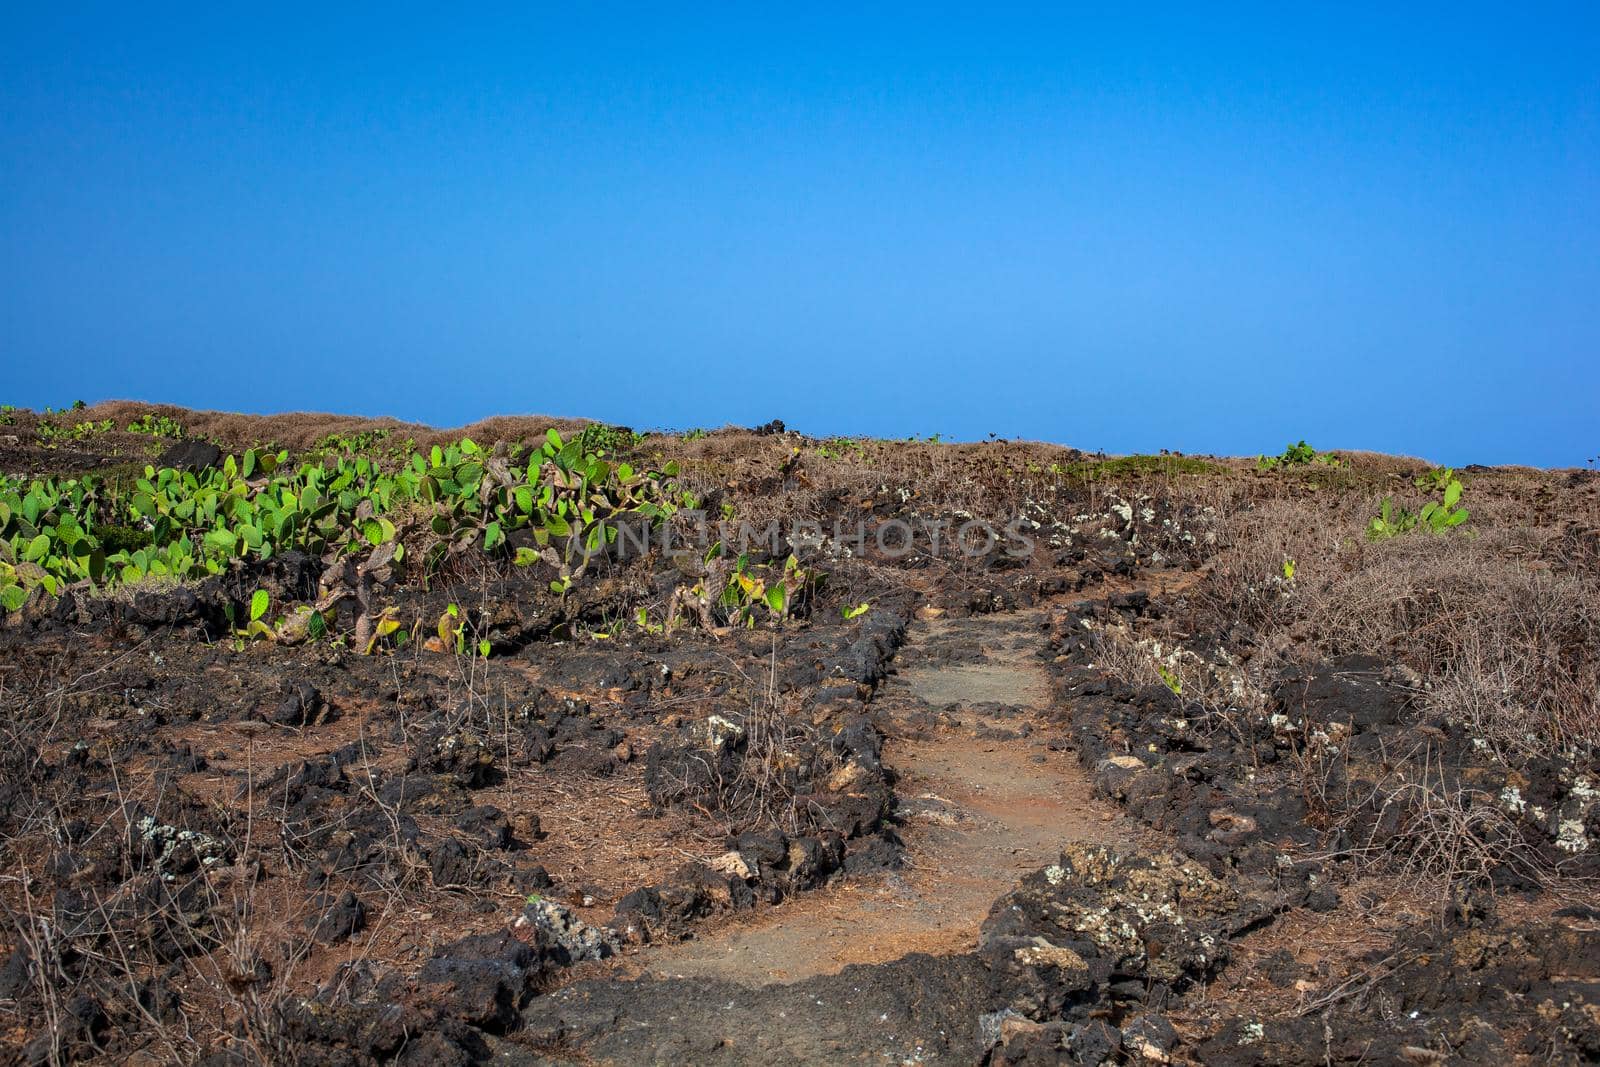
[455,804,514,850]
[125,585,203,627]
[307,890,366,944]
[415,730,497,787]
[428,838,478,888]
[413,931,544,1032]
[520,953,993,1064]
[268,680,324,727]
[981,843,1256,1018]
[1271,654,1414,734]
[157,439,223,472]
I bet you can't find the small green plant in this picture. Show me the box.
[0,577,25,613]
[842,602,871,620]
[814,437,865,460]
[428,604,489,656]
[1418,474,1469,534]
[438,603,466,654]
[1367,497,1418,540]
[126,413,188,438]
[682,428,709,441]
[1415,466,1450,491]
[224,588,276,650]
[305,607,331,641]
[314,427,392,454]
[720,554,818,627]
[0,405,18,426]
[1157,664,1182,696]
[1368,469,1468,540]
[360,607,404,655]
[1281,558,1296,581]
[1258,441,1342,470]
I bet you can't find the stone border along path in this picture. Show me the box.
[631,604,1145,985]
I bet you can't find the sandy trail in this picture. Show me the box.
[635,608,1138,985]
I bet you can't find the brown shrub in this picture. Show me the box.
[75,400,593,452]
[1188,478,1600,756]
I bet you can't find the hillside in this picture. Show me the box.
[1,403,1597,1065]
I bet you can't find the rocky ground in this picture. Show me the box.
[1,405,1597,1065]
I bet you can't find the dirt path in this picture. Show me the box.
[636,608,1140,984]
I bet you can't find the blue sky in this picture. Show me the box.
[2,5,1596,465]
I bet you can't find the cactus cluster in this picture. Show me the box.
[0,429,688,613]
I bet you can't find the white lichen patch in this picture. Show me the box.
[1556,819,1589,854]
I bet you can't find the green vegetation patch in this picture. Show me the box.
[126,413,188,438]
[37,418,114,444]
[1368,467,1470,540]
[574,423,645,456]
[0,429,690,612]
[1257,440,1343,470]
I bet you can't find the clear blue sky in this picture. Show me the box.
[3,5,1596,465]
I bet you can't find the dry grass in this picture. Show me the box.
[647,649,844,839]
[1089,465,1599,897]
[1182,470,1600,758]
[1291,734,1558,894]
[1297,542,1597,756]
